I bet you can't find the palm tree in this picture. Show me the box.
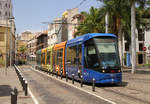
[147,0,150,4]
[130,0,136,74]
[97,0,131,66]
[74,7,105,37]
[98,0,149,73]
[130,0,147,74]
[136,7,150,31]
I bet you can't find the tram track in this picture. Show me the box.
[24,65,150,104]
[125,87,150,95]
[97,83,150,96]
[127,77,150,83]
[101,86,150,104]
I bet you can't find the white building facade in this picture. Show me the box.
[144,31,150,64]
[47,8,79,45]
[48,18,62,45]
[0,0,12,20]
[63,8,79,40]
[123,29,150,67]
[27,37,37,61]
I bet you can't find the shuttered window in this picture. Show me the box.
[0,32,4,41]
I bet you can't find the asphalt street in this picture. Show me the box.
[19,65,150,104]
[19,66,112,104]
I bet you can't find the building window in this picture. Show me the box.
[5,12,7,16]
[0,32,4,41]
[125,42,129,51]
[139,43,144,51]
[5,3,7,8]
[138,29,145,41]
[0,3,2,9]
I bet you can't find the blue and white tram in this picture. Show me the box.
[65,33,122,83]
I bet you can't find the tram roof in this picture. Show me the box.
[54,41,66,50]
[47,45,54,51]
[42,48,47,53]
[36,49,42,54]
[66,33,117,47]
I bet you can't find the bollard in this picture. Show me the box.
[47,70,49,74]
[66,72,68,82]
[49,70,51,75]
[18,74,21,82]
[20,76,23,85]
[22,78,25,91]
[92,78,96,92]
[14,87,18,103]
[11,91,16,104]
[25,81,28,96]
[20,75,23,87]
[72,74,75,84]
[80,75,83,87]
[61,70,63,80]
[52,70,54,76]
[56,71,58,78]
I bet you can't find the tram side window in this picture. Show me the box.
[66,46,77,65]
[39,54,41,64]
[42,53,45,64]
[41,54,43,64]
[44,53,46,64]
[78,45,82,65]
[36,54,39,64]
[66,47,72,65]
[84,43,99,69]
[53,51,57,66]
[38,54,41,64]
[72,46,77,65]
[56,49,63,67]
[47,51,50,64]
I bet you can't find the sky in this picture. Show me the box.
[12,0,103,34]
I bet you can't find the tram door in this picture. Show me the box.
[66,45,82,79]
[56,49,63,75]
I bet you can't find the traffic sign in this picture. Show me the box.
[143,47,147,51]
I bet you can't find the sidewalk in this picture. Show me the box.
[0,67,34,104]
[123,67,150,75]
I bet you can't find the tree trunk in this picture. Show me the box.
[105,13,109,33]
[118,26,123,67]
[131,0,136,74]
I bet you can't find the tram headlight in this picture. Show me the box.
[102,70,105,73]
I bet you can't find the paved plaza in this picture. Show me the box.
[0,67,34,104]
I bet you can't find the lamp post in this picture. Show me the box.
[5,18,8,75]
[8,16,15,67]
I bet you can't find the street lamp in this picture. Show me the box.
[5,17,9,75]
[8,16,15,67]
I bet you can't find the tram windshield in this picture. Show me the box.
[94,37,120,68]
[84,37,120,72]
